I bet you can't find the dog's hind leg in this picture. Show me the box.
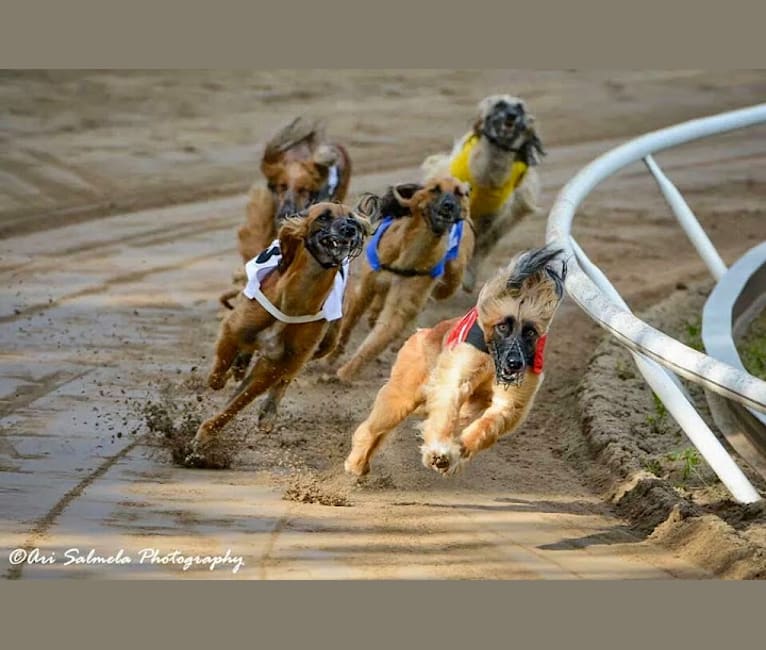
[366,290,386,329]
[345,333,428,476]
[231,352,254,383]
[329,268,376,362]
[312,321,340,360]
[336,279,430,382]
[256,378,290,430]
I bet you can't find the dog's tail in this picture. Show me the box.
[263,116,325,161]
[219,288,240,310]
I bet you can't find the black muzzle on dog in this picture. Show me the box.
[482,101,528,153]
[306,216,365,268]
[489,335,533,388]
[426,192,462,236]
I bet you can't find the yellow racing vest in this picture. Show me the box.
[448,133,528,219]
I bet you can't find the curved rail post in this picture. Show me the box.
[546,103,766,503]
[572,240,760,503]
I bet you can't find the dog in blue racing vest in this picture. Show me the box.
[328,175,474,382]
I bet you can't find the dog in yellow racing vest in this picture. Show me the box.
[422,95,545,291]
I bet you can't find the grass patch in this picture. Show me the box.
[739,309,766,381]
[683,318,704,352]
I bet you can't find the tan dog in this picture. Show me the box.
[329,176,474,382]
[190,202,369,459]
[422,95,544,291]
[238,117,352,263]
[344,246,566,477]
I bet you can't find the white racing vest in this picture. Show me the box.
[243,240,349,322]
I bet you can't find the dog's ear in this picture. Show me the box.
[391,183,422,206]
[277,210,310,269]
[518,117,546,166]
[376,184,420,219]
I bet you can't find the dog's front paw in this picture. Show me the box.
[344,451,371,477]
[335,364,356,385]
[183,434,210,468]
[316,371,341,385]
[420,441,464,476]
[207,372,228,391]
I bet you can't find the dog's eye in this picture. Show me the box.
[495,318,514,336]
[429,186,442,194]
[523,324,537,339]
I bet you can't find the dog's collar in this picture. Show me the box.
[532,334,546,374]
[366,216,463,279]
[478,126,524,154]
[446,307,486,352]
[445,306,547,373]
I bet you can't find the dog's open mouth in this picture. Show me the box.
[308,219,364,267]
[490,343,527,388]
[484,102,527,150]
[496,366,525,387]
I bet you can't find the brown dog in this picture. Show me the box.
[344,246,566,477]
[238,117,352,263]
[329,175,474,382]
[190,202,369,458]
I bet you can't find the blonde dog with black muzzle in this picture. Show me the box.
[344,246,566,477]
[422,95,545,292]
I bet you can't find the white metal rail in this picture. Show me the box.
[546,103,766,503]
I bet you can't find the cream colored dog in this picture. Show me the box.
[345,246,566,477]
[422,95,545,291]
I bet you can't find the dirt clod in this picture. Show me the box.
[283,471,352,507]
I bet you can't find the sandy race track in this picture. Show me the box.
[1,70,765,579]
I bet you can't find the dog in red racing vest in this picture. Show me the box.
[344,246,566,477]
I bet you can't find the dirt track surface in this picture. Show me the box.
[1,71,765,579]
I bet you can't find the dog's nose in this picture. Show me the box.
[439,194,459,214]
[277,202,296,220]
[338,220,359,238]
[504,357,524,372]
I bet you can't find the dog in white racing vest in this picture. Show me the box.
[189,202,370,464]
